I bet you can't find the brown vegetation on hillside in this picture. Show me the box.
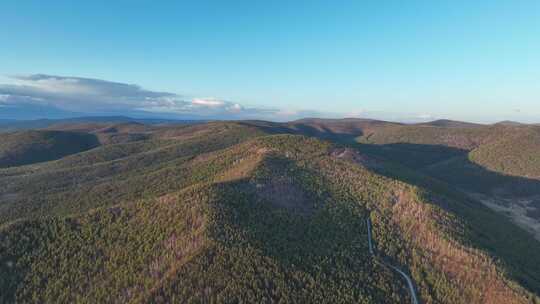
[1,121,539,303]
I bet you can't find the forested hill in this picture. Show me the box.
[0,120,539,303]
[0,130,99,168]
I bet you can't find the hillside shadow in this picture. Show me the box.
[210,179,372,272]
[206,153,374,274]
[358,142,467,169]
[206,180,410,301]
[356,142,540,198]
[351,142,540,296]
[0,131,101,168]
[287,124,362,142]
[238,121,363,143]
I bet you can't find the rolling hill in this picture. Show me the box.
[469,126,540,179]
[0,116,202,133]
[0,120,539,303]
[0,130,100,168]
[286,118,401,140]
[320,119,540,243]
[415,119,485,129]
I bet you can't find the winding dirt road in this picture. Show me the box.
[366,218,419,304]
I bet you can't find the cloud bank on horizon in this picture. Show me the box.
[0,74,286,120]
[0,73,441,122]
[0,73,435,123]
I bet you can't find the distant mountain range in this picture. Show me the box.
[0,116,205,132]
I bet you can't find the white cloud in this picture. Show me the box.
[227,103,243,113]
[191,98,225,107]
[345,109,366,118]
[0,74,277,119]
[1,73,446,122]
[416,113,433,120]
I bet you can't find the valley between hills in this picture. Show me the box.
[1,117,540,303]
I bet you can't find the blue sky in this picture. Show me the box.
[1,1,539,122]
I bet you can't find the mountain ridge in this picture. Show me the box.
[0,120,539,303]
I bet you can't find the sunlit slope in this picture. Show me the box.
[357,124,509,150]
[469,126,540,179]
[0,122,267,224]
[1,132,539,303]
[0,137,408,303]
